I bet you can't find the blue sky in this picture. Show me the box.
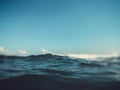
[0,0,120,56]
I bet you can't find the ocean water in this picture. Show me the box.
[0,54,120,90]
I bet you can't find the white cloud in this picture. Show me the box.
[40,48,119,60]
[18,49,28,55]
[67,54,98,59]
[0,46,119,58]
[0,46,29,56]
[66,53,119,60]
[0,46,13,55]
[40,48,54,54]
[0,46,4,52]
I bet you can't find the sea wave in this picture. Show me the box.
[0,54,120,90]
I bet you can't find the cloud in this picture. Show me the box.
[0,46,13,55]
[67,54,98,59]
[40,48,54,54]
[66,53,119,60]
[40,49,119,60]
[18,49,28,55]
[0,46,28,56]
[0,46,4,52]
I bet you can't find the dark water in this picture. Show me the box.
[0,54,120,90]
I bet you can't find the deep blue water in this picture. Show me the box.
[0,54,120,90]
